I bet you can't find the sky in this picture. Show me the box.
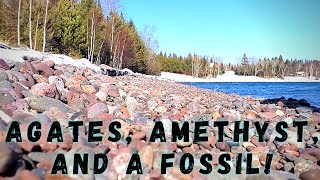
[120,0,320,63]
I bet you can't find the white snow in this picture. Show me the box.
[0,47,101,72]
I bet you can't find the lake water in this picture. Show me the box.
[184,82,320,107]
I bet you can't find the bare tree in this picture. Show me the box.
[192,54,201,78]
[42,0,49,52]
[106,0,119,67]
[29,0,32,49]
[17,0,21,46]
[33,12,40,50]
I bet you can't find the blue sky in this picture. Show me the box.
[120,0,320,63]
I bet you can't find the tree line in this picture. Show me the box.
[154,53,320,79]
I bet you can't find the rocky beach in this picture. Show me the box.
[0,56,320,180]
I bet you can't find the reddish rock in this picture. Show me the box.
[33,62,54,78]
[259,112,277,119]
[107,88,119,97]
[120,107,130,118]
[20,61,38,74]
[132,131,146,140]
[58,133,73,150]
[95,113,114,122]
[0,59,10,70]
[215,142,230,152]
[45,59,55,68]
[16,170,41,180]
[54,69,64,76]
[19,140,36,152]
[31,82,56,98]
[172,113,183,121]
[87,102,109,118]
[37,159,53,171]
[69,75,86,81]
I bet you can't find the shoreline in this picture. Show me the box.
[159,72,320,83]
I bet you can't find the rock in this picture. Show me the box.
[147,100,158,109]
[300,169,320,180]
[296,107,313,114]
[283,117,293,125]
[48,76,65,92]
[284,162,294,172]
[176,136,193,147]
[0,110,12,123]
[33,62,54,77]
[126,96,138,112]
[16,169,41,180]
[111,152,131,178]
[0,59,10,70]
[96,91,107,102]
[276,109,285,116]
[138,145,153,171]
[0,80,13,89]
[0,90,15,106]
[20,61,37,74]
[155,105,167,114]
[31,82,56,98]
[0,143,19,174]
[28,96,68,113]
[216,142,230,152]
[33,74,48,83]
[87,102,109,118]
[259,112,277,119]
[294,160,314,175]
[82,85,96,94]
[107,88,119,97]
[0,70,8,82]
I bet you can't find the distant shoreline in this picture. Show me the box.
[158,72,320,83]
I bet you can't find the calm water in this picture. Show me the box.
[184,82,320,107]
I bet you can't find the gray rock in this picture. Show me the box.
[0,70,8,82]
[296,107,313,114]
[28,152,53,162]
[147,100,158,109]
[126,96,138,112]
[28,96,68,113]
[284,162,294,172]
[294,160,314,175]
[0,80,13,89]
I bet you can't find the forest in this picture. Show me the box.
[0,0,319,78]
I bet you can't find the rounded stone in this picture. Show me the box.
[87,102,109,118]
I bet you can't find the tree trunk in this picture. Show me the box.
[87,19,89,59]
[33,13,40,50]
[89,10,95,63]
[112,32,120,68]
[29,0,32,49]
[17,0,21,46]
[42,0,49,52]
[110,16,115,66]
[97,34,106,64]
[118,34,127,70]
[90,26,96,63]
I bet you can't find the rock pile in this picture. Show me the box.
[0,58,319,180]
